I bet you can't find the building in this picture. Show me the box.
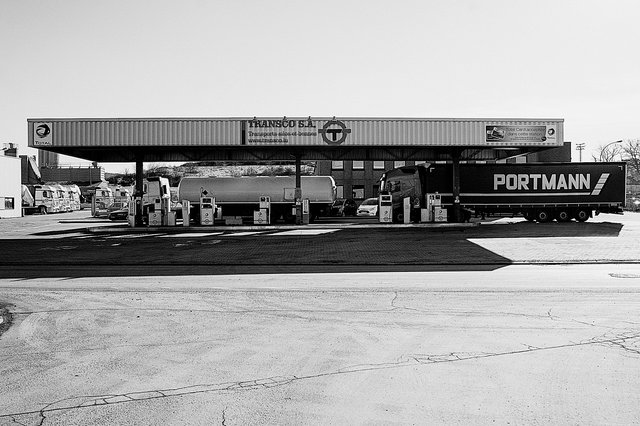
[1,145,22,218]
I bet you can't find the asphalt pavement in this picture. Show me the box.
[1,211,640,425]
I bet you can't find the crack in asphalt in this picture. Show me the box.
[581,331,640,355]
[2,331,638,423]
[0,300,619,358]
[9,416,26,426]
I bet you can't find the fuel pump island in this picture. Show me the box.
[129,175,335,228]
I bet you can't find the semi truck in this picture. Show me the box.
[379,162,626,223]
[21,184,60,214]
[177,176,336,223]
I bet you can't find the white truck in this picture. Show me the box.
[177,176,336,224]
[21,184,60,215]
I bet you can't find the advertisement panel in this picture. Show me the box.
[485,125,558,144]
[242,118,350,146]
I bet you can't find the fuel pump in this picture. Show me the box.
[378,194,393,223]
[161,197,171,226]
[302,199,310,224]
[200,196,215,226]
[403,197,411,224]
[254,196,271,225]
[148,196,162,226]
[128,201,137,227]
[182,200,191,227]
[424,193,444,222]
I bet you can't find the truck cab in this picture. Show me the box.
[379,166,424,222]
[23,184,60,214]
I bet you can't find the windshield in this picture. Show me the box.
[362,198,377,205]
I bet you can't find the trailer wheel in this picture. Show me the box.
[536,209,552,223]
[39,206,47,215]
[556,209,572,222]
[575,209,590,222]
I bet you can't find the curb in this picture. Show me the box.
[87,222,479,234]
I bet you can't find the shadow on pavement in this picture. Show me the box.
[0,221,625,279]
[0,264,507,279]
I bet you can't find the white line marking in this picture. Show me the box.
[159,233,223,238]
[105,234,155,239]
[267,229,339,236]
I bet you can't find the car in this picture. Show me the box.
[107,201,129,221]
[329,198,357,216]
[357,197,379,216]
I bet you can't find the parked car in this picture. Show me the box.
[330,198,357,216]
[357,198,379,217]
[107,201,129,221]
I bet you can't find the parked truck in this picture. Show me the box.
[379,162,626,223]
[21,184,61,215]
[177,176,337,224]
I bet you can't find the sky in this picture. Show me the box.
[1,0,639,173]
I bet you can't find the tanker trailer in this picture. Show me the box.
[177,176,336,224]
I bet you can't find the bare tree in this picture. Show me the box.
[592,141,623,162]
[622,138,640,178]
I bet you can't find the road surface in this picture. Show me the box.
[1,212,639,425]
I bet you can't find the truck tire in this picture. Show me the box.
[575,209,590,222]
[39,206,47,215]
[556,209,572,222]
[536,209,552,223]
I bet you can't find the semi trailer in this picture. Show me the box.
[177,176,336,223]
[379,162,626,223]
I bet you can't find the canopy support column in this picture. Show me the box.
[134,155,144,227]
[295,155,303,224]
[451,149,462,223]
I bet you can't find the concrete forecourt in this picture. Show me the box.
[0,212,639,425]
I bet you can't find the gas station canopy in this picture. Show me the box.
[28,117,564,163]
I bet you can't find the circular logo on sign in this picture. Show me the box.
[547,128,555,136]
[318,120,351,145]
[36,124,51,138]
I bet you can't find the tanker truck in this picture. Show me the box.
[379,162,626,223]
[177,176,336,224]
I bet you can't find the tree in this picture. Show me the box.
[622,139,640,179]
[592,141,623,162]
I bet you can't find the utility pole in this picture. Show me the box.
[575,143,585,162]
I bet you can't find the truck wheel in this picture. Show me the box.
[39,206,47,215]
[556,209,572,222]
[536,209,552,223]
[575,209,590,222]
[394,210,403,223]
